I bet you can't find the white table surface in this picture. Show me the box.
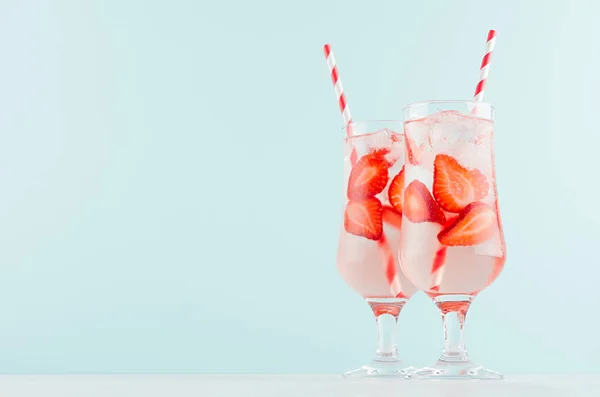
[0,375,595,396]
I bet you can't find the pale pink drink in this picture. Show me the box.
[336,121,418,378]
[400,101,506,380]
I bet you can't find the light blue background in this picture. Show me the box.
[0,0,595,374]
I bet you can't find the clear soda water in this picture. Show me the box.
[336,129,418,299]
[400,111,506,296]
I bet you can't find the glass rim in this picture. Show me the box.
[340,119,403,129]
[402,99,495,111]
[340,120,404,139]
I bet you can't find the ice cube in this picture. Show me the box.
[429,111,474,148]
[345,129,383,160]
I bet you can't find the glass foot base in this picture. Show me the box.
[343,360,415,379]
[414,360,503,380]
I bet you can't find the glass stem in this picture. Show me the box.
[435,295,473,363]
[376,313,398,359]
[367,298,406,361]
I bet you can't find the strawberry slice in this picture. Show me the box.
[344,198,383,240]
[347,153,389,199]
[369,147,391,160]
[437,202,496,246]
[403,180,446,224]
[433,154,489,213]
[382,205,403,229]
[387,167,405,214]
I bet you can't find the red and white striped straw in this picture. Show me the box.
[473,30,496,102]
[323,44,359,165]
[323,44,353,135]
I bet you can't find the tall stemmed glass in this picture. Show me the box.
[399,101,506,380]
[337,120,419,378]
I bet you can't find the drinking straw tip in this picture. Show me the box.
[474,30,497,102]
[323,44,332,57]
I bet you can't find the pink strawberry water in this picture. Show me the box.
[337,129,418,299]
[399,110,505,296]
